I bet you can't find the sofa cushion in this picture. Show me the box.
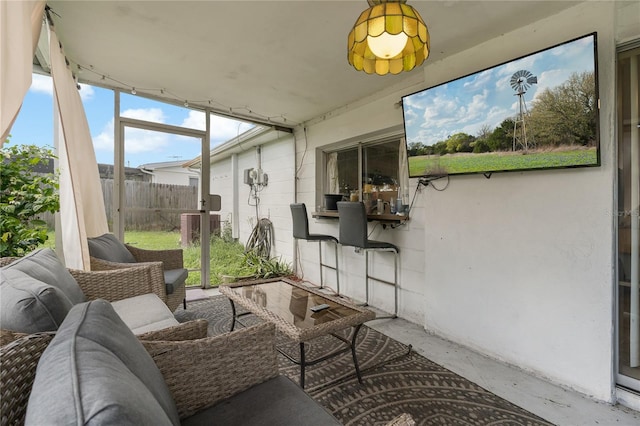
[25,300,180,426]
[87,233,137,263]
[164,268,188,295]
[111,293,180,335]
[2,248,86,304]
[0,268,74,333]
[181,375,340,426]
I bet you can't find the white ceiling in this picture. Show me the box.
[45,0,582,129]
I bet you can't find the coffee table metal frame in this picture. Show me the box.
[219,278,376,388]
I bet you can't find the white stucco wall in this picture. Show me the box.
[210,159,234,228]
[209,134,295,261]
[293,1,637,402]
[149,167,198,186]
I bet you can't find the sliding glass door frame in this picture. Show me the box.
[616,43,640,392]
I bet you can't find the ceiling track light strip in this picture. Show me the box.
[69,60,298,128]
[43,6,296,131]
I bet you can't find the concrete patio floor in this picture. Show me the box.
[368,314,640,426]
[195,287,640,425]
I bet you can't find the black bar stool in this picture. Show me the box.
[337,201,399,318]
[290,203,340,293]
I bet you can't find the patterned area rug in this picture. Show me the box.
[175,296,553,426]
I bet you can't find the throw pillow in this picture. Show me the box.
[0,268,74,332]
[3,248,86,305]
[87,233,137,263]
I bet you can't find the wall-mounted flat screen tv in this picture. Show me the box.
[402,32,599,178]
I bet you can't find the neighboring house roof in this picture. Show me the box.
[32,157,55,174]
[138,160,194,171]
[6,157,145,180]
[184,125,291,169]
[97,164,147,180]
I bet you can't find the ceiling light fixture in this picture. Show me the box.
[348,0,429,75]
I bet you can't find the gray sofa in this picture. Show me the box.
[0,248,193,336]
[24,299,342,425]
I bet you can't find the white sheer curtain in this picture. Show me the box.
[49,27,108,270]
[398,138,410,206]
[326,152,340,194]
[0,0,45,144]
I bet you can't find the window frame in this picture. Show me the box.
[316,126,405,208]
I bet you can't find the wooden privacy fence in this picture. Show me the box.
[39,179,198,231]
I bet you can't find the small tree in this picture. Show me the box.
[1,140,59,257]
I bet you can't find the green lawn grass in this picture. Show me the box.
[409,147,598,176]
[40,231,257,287]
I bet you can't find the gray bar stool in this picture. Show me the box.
[290,203,340,293]
[336,201,399,318]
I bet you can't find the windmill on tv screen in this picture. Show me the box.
[510,70,537,152]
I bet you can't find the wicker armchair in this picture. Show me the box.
[2,255,174,306]
[1,323,414,426]
[0,331,55,426]
[141,323,415,425]
[142,322,280,419]
[1,253,207,342]
[74,263,169,303]
[88,236,187,312]
[0,320,209,426]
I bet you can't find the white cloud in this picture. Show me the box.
[29,73,95,100]
[495,74,513,93]
[121,107,166,123]
[463,69,493,91]
[176,111,254,146]
[209,115,253,145]
[78,83,94,101]
[420,92,471,134]
[537,69,569,91]
[94,108,171,153]
[403,108,418,127]
[530,68,568,102]
[501,55,537,76]
[125,128,171,154]
[92,125,114,152]
[181,110,206,130]
[30,74,53,96]
[486,105,510,127]
[465,89,489,121]
[92,107,255,157]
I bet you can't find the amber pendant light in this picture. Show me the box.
[347,0,430,75]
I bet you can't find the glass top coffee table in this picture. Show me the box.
[219,278,376,388]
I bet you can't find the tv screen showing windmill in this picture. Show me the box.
[401,33,599,178]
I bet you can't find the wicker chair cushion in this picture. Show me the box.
[181,375,340,426]
[111,293,180,335]
[26,300,180,426]
[1,248,86,304]
[87,233,137,263]
[164,268,188,294]
[0,268,73,333]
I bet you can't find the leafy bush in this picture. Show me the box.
[1,142,59,257]
[243,250,292,279]
[183,235,256,286]
[220,219,234,243]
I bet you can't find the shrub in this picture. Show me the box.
[243,250,292,279]
[1,141,59,257]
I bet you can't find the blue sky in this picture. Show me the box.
[402,34,596,146]
[7,75,254,167]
